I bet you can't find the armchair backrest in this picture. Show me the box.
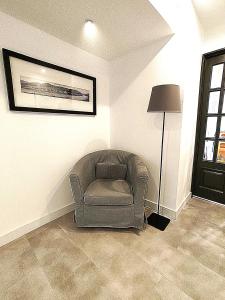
[95,162,127,180]
[87,150,134,180]
[74,149,147,187]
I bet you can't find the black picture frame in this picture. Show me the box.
[2,48,96,115]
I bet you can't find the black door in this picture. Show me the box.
[192,48,225,205]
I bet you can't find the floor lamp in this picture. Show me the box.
[147,84,181,231]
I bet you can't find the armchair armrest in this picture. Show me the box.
[127,156,149,205]
[70,154,95,205]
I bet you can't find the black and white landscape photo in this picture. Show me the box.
[20,76,90,102]
[3,49,96,114]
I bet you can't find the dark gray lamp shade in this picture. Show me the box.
[147,84,181,112]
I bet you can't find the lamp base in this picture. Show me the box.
[147,213,170,231]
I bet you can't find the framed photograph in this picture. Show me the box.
[2,48,96,115]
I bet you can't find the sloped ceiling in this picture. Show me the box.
[192,0,225,39]
[0,0,172,60]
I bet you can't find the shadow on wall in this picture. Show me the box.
[110,34,173,104]
[83,139,109,155]
[142,157,158,207]
[109,32,182,207]
[47,175,73,212]
[138,113,182,206]
[45,139,109,216]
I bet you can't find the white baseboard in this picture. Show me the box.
[0,203,75,248]
[0,193,193,248]
[145,192,192,221]
[176,192,192,216]
[145,200,177,220]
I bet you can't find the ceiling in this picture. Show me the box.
[192,0,225,37]
[0,0,171,61]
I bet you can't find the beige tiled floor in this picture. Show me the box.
[0,198,225,299]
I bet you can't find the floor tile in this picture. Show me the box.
[1,198,225,299]
[0,238,39,291]
[154,245,225,300]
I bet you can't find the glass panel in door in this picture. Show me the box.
[217,141,225,163]
[203,140,214,161]
[208,91,220,113]
[222,94,225,112]
[219,117,225,138]
[210,64,224,88]
[205,117,217,138]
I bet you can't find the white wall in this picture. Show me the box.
[110,0,203,214]
[0,0,207,244]
[0,12,110,240]
[152,0,203,212]
[202,29,225,53]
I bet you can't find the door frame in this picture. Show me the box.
[192,47,225,198]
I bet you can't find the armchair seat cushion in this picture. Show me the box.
[84,179,133,206]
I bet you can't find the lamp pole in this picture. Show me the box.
[157,111,165,214]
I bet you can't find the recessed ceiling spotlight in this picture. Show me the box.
[84,19,96,38]
[85,19,94,25]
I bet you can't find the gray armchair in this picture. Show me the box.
[69,150,150,230]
